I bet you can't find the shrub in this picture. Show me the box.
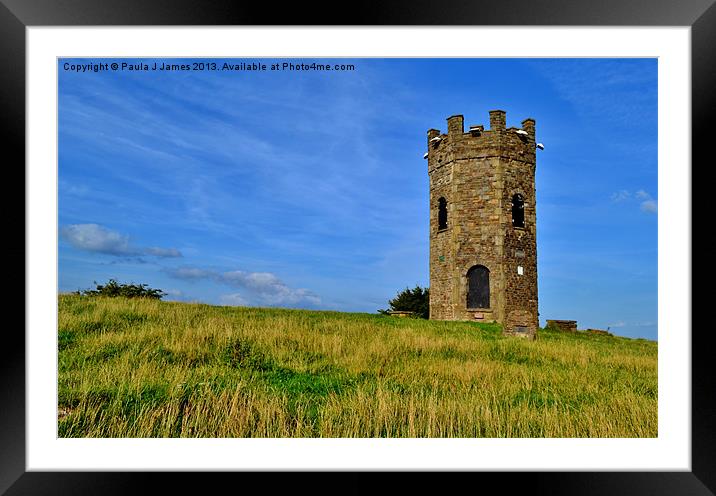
[379,285,429,319]
[75,279,166,300]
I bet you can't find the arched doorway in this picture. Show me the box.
[466,265,490,309]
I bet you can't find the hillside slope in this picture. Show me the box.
[58,294,657,437]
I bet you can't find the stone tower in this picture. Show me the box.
[427,110,539,339]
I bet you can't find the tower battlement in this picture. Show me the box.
[427,110,539,338]
[426,111,537,172]
[429,111,535,136]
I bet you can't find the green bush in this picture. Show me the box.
[379,285,429,319]
[75,279,166,300]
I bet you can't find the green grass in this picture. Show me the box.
[57,294,657,438]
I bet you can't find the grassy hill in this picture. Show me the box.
[58,294,657,438]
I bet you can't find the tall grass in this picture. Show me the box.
[58,294,657,438]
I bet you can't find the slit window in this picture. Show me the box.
[512,194,525,228]
[438,197,448,230]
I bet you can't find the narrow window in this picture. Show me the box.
[467,265,490,309]
[438,197,448,230]
[512,194,525,228]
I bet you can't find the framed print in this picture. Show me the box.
[4,0,712,493]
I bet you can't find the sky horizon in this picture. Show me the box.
[58,57,658,340]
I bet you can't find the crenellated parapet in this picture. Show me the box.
[426,110,538,176]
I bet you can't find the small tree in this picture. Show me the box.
[75,279,166,300]
[379,285,430,319]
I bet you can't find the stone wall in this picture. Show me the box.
[586,328,613,336]
[546,320,578,332]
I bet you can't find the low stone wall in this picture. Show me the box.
[546,319,578,332]
[388,311,414,318]
[586,328,613,336]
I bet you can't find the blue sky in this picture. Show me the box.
[58,58,657,340]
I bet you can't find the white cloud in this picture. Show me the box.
[60,224,183,258]
[144,246,182,258]
[610,189,657,214]
[223,270,282,292]
[640,199,658,213]
[165,266,321,307]
[221,270,321,306]
[220,293,249,306]
[611,190,630,202]
[162,289,186,301]
[634,190,657,214]
[60,223,135,256]
[165,266,215,280]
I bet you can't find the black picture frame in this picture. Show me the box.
[4,0,711,493]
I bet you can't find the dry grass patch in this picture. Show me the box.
[58,294,657,438]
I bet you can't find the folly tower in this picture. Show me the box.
[427,110,539,338]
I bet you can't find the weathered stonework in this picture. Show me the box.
[427,110,539,339]
[546,320,578,332]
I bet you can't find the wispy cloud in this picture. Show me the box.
[640,200,658,214]
[144,247,183,258]
[220,293,249,307]
[162,288,203,303]
[60,224,182,258]
[165,265,321,307]
[636,190,658,214]
[609,189,657,214]
[166,266,213,280]
[531,59,657,129]
[607,320,657,330]
[59,60,419,246]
